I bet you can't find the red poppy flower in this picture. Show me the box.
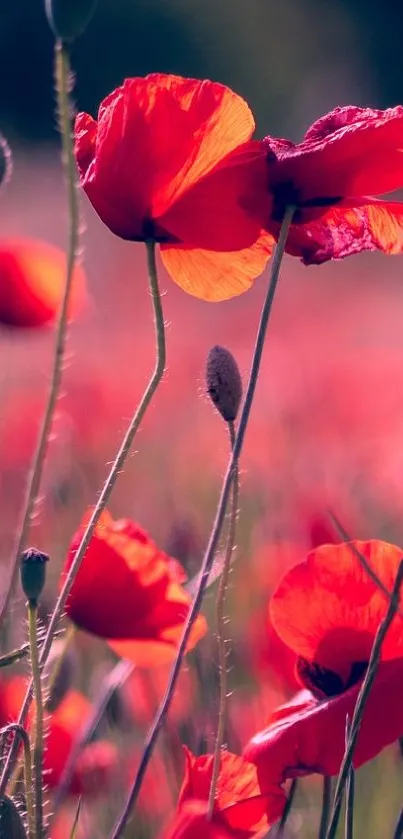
[178,748,285,836]
[0,237,86,327]
[159,801,236,839]
[75,73,273,301]
[261,106,403,264]
[244,540,403,788]
[63,509,207,666]
[245,658,403,786]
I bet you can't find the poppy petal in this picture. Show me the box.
[108,613,207,666]
[245,658,403,785]
[159,801,236,839]
[75,74,255,241]
[266,106,403,201]
[270,540,403,679]
[274,200,403,265]
[160,232,273,302]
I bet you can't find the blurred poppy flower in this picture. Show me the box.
[178,747,285,836]
[0,237,86,327]
[75,73,273,301]
[244,540,403,788]
[160,801,236,839]
[63,509,207,665]
[261,106,403,264]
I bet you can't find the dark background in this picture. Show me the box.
[2,0,403,143]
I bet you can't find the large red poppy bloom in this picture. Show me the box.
[244,540,403,789]
[178,748,285,836]
[74,73,272,301]
[261,106,403,264]
[63,509,207,666]
[0,237,86,327]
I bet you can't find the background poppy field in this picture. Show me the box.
[2,2,403,838]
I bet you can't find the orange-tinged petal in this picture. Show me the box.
[160,232,273,302]
[245,658,403,784]
[108,612,207,666]
[159,801,236,839]
[270,540,403,681]
[0,238,86,327]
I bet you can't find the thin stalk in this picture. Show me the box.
[0,724,34,839]
[0,240,166,794]
[318,777,332,839]
[208,420,238,816]
[344,716,354,839]
[0,39,80,628]
[108,205,295,839]
[28,602,45,839]
[325,561,403,839]
[276,779,298,837]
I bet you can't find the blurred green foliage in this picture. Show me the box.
[2,0,403,143]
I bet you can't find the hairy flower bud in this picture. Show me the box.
[45,0,98,42]
[20,548,49,604]
[0,796,27,839]
[206,345,242,422]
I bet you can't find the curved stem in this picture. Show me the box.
[0,724,34,839]
[325,561,403,839]
[208,420,238,816]
[28,602,45,839]
[108,205,295,839]
[0,39,80,628]
[0,240,166,794]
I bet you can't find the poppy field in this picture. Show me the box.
[2,2,403,838]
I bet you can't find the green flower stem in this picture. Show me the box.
[318,777,332,839]
[0,240,166,794]
[108,205,296,839]
[208,419,238,816]
[276,779,298,837]
[325,561,403,839]
[0,724,35,839]
[0,39,80,630]
[28,602,45,839]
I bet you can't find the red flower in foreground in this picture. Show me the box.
[244,540,403,787]
[261,106,403,264]
[63,510,207,666]
[178,748,285,836]
[75,73,272,301]
[0,238,86,327]
[160,801,236,839]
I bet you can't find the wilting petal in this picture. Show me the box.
[160,232,273,302]
[267,106,403,201]
[270,540,403,680]
[178,748,285,836]
[245,658,403,785]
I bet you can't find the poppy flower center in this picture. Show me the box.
[296,656,368,699]
[268,172,343,223]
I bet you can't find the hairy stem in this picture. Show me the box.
[0,240,166,793]
[0,724,34,839]
[208,420,238,816]
[108,205,295,839]
[0,39,80,628]
[325,561,403,839]
[28,602,45,839]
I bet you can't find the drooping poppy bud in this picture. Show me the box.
[45,0,98,42]
[20,548,49,604]
[206,346,242,423]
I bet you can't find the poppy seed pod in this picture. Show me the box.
[206,345,242,422]
[45,0,98,42]
[0,796,27,839]
[20,548,49,604]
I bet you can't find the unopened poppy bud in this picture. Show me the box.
[206,345,242,422]
[20,548,49,604]
[46,640,76,712]
[45,0,98,42]
[0,796,27,839]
